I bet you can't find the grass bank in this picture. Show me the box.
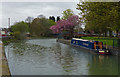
[81,37,119,47]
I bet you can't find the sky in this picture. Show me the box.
[1,0,119,28]
[0,0,80,28]
[0,2,2,28]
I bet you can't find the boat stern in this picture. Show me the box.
[98,49,110,55]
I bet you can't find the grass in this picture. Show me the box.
[81,37,119,47]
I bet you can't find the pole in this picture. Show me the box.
[8,18,10,28]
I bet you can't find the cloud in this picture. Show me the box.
[1,0,79,2]
[1,0,119,2]
[0,2,2,28]
[2,2,80,28]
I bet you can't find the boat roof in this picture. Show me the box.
[72,38,89,41]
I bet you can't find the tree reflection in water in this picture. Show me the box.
[89,55,118,75]
[52,43,77,75]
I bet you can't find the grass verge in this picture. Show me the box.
[81,37,119,47]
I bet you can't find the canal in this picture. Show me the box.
[4,39,118,75]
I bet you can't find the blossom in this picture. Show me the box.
[50,15,79,33]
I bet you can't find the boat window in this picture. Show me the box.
[76,41,79,45]
[73,41,76,44]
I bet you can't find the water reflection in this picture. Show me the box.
[5,39,118,75]
[89,55,118,75]
[61,46,75,74]
[52,43,77,75]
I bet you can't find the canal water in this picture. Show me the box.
[5,39,118,75]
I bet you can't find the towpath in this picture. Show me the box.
[0,40,11,76]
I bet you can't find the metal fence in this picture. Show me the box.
[113,39,119,48]
[96,38,120,48]
[81,37,120,48]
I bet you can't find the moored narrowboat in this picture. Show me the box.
[71,38,110,55]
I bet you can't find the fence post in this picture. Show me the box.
[113,39,114,48]
[118,39,120,47]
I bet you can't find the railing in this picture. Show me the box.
[113,39,120,48]
[81,37,120,49]
[101,38,119,48]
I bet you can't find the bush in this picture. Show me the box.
[13,31,25,40]
[11,21,29,40]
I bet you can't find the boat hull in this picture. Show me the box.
[71,38,110,55]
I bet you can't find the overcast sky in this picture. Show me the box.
[1,1,80,28]
[1,0,119,28]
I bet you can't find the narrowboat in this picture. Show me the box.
[71,38,110,55]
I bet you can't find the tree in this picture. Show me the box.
[25,17,34,34]
[57,16,60,22]
[50,15,79,39]
[49,16,55,22]
[62,9,74,20]
[11,21,29,40]
[37,14,45,18]
[77,2,120,37]
[49,16,52,20]
[25,17,34,23]
[52,16,55,22]
[30,17,56,37]
[110,2,120,37]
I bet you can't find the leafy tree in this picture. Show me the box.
[62,9,74,20]
[30,17,56,37]
[77,2,120,37]
[25,17,34,34]
[11,21,29,40]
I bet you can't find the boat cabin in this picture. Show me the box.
[71,38,110,55]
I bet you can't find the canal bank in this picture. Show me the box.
[0,41,11,76]
[56,39,120,56]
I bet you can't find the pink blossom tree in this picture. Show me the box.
[50,15,79,39]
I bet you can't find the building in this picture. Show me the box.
[0,28,10,37]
